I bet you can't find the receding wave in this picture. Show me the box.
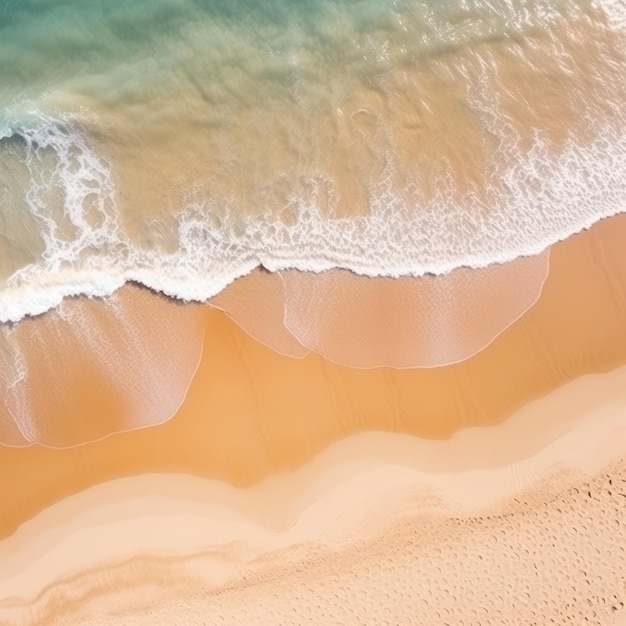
[2,211,625,449]
[0,286,205,447]
[211,252,550,368]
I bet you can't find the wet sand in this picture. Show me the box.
[212,248,550,368]
[0,214,626,622]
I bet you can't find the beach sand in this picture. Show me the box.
[1,365,626,624]
[0,214,626,623]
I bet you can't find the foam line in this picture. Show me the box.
[0,112,625,323]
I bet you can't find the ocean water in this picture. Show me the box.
[0,0,625,322]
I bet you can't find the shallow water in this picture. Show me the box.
[0,0,624,321]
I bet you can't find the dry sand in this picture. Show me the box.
[1,363,626,624]
[0,214,625,623]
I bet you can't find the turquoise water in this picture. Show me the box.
[0,0,584,111]
[0,0,624,322]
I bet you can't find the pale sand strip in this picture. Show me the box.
[0,363,625,624]
[76,458,625,626]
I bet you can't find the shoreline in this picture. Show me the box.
[0,4,625,622]
[1,213,626,537]
[0,205,617,326]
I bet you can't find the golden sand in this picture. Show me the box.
[0,286,206,447]
[214,248,549,368]
[0,214,625,623]
[1,364,625,623]
[0,214,625,537]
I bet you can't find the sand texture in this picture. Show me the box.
[0,216,626,623]
[1,361,626,623]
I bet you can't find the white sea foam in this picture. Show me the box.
[593,0,626,32]
[0,102,625,323]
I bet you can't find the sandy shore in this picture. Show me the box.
[1,215,626,537]
[1,361,625,623]
[0,214,625,623]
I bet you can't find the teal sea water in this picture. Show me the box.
[0,0,624,321]
[0,0,589,105]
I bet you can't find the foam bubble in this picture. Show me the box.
[0,11,624,324]
[593,0,626,31]
[0,118,624,324]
